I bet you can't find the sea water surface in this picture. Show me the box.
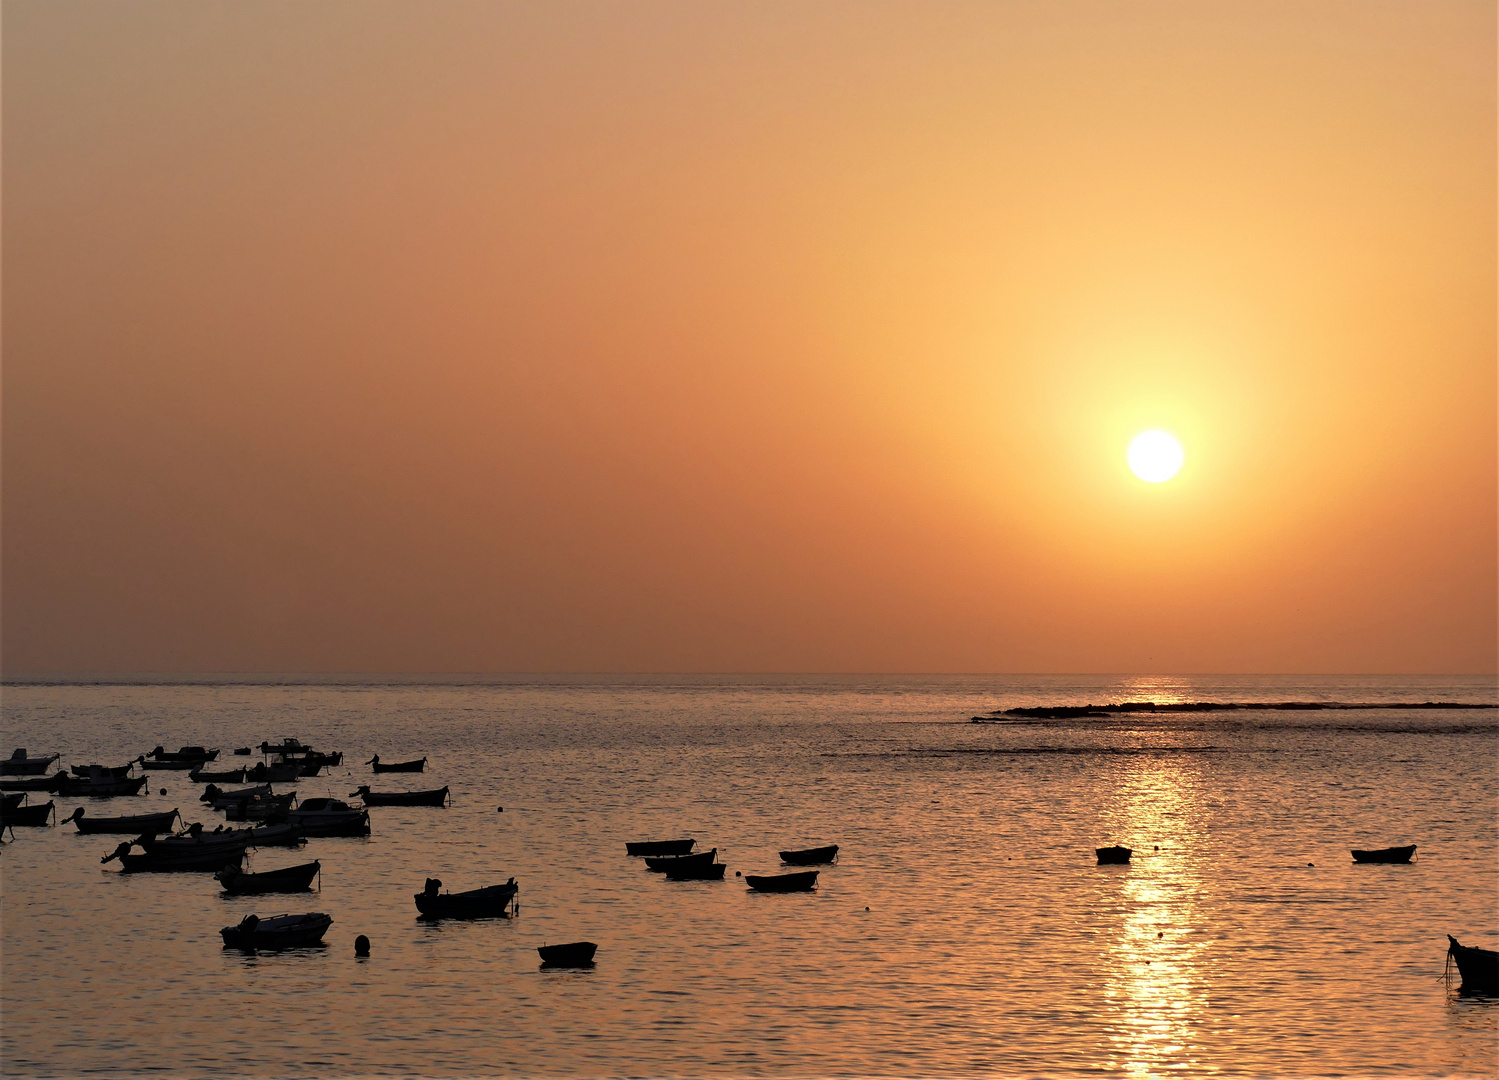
[2,674,1496,1077]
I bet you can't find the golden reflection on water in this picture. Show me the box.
[1115,676,1196,706]
[1103,758,1209,1075]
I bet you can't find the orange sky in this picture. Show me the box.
[3,1,1495,674]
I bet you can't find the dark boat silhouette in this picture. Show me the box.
[643,848,717,872]
[232,747,253,756]
[71,763,136,779]
[286,798,370,837]
[626,839,695,857]
[351,785,449,807]
[201,783,274,808]
[1096,845,1132,864]
[539,941,597,967]
[1351,844,1415,864]
[780,844,839,865]
[1447,936,1498,996]
[0,793,24,811]
[104,840,246,873]
[188,766,248,784]
[414,876,518,919]
[217,860,321,894]
[220,912,332,949]
[64,807,181,835]
[56,774,148,798]
[1,799,54,827]
[0,771,65,793]
[2,750,60,776]
[367,755,426,773]
[664,860,726,880]
[745,870,818,892]
[244,823,307,847]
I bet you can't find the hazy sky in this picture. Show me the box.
[4,1,1495,674]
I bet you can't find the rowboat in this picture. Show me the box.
[1351,845,1416,864]
[780,844,839,865]
[55,774,147,797]
[414,877,518,919]
[351,785,449,807]
[217,860,321,894]
[64,807,182,835]
[625,839,695,857]
[223,792,296,822]
[367,755,426,773]
[139,757,202,771]
[141,823,254,854]
[663,861,726,881]
[188,766,247,783]
[539,941,597,967]
[1,750,60,776]
[0,793,24,811]
[0,772,66,793]
[643,848,717,872]
[286,798,370,837]
[71,763,136,779]
[745,870,818,892]
[145,745,219,764]
[246,762,302,783]
[292,752,342,776]
[200,783,273,808]
[245,823,306,847]
[1447,936,1498,996]
[1096,846,1133,865]
[232,747,253,756]
[0,799,54,827]
[220,912,332,949]
[103,840,246,873]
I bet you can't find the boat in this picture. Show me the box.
[223,792,297,823]
[286,798,370,837]
[259,738,312,756]
[780,844,839,865]
[1447,936,1499,996]
[643,848,717,872]
[55,774,148,797]
[1351,844,1416,864]
[217,860,321,895]
[1096,846,1133,865]
[233,747,253,756]
[220,912,332,949]
[103,840,246,873]
[188,766,247,783]
[0,771,66,793]
[0,799,54,827]
[63,807,182,835]
[367,755,426,773]
[71,763,136,779]
[745,870,818,892]
[200,783,273,808]
[1,750,61,776]
[246,761,302,783]
[538,941,597,967]
[245,823,306,847]
[145,745,219,764]
[414,876,518,919]
[350,785,450,807]
[1,793,24,811]
[140,823,254,854]
[625,839,695,857]
[138,757,203,771]
[663,861,726,881]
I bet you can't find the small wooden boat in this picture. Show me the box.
[286,798,369,837]
[245,761,302,783]
[224,792,297,823]
[351,785,449,807]
[1447,936,1499,996]
[538,941,597,967]
[0,771,66,793]
[294,752,342,776]
[0,799,54,827]
[663,861,726,881]
[217,860,321,894]
[414,877,518,919]
[259,738,311,756]
[245,823,306,847]
[1351,844,1416,864]
[220,912,332,949]
[1096,846,1133,865]
[56,774,147,797]
[145,745,219,764]
[780,844,839,865]
[0,793,24,811]
[141,823,254,854]
[625,839,695,857]
[103,840,246,873]
[64,807,181,835]
[200,783,273,808]
[71,763,136,779]
[745,870,818,892]
[644,848,717,872]
[189,766,247,784]
[233,747,253,755]
[368,755,426,773]
[1,750,60,775]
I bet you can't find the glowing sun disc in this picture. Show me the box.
[1128,430,1184,483]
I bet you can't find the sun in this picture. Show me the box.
[1127,430,1184,483]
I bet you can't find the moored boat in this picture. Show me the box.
[145,745,219,764]
[0,799,54,827]
[56,774,147,797]
[745,870,818,892]
[217,860,321,895]
[246,761,302,783]
[245,823,306,847]
[367,755,426,773]
[414,877,518,919]
[643,848,717,872]
[64,807,182,835]
[1351,844,1416,864]
[0,793,24,811]
[220,911,332,949]
[103,840,246,873]
[0,771,66,793]
[663,860,726,881]
[223,792,297,822]
[1096,845,1133,865]
[286,798,370,837]
[351,785,449,807]
[1,750,61,776]
[780,844,839,865]
[71,763,136,779]
[625,839,695,857]
[189,766,248,784]
[1447,936,1499,996]
[200,783,274,808]
[538,941,597,967]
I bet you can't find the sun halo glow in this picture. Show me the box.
[1127,430,1184,483]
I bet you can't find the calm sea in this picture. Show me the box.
[2,674,1496,1077]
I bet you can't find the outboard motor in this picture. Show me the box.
[200,784,219,804]
[424,878,442,897]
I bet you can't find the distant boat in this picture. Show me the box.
[142,745,219,766]
[232,747,253,756]
[223,792,297,823]
[367,755,426,773]
[350,785,449,807]
[780,844,839,866]
[286,798,370,837]
[414,877,518,919]
[1447,936,1499,996]
[55,774,147,798]
[0,799,54,827]
[539,941,597,967]
[244,823,306,847]
[745,870,818,892]
[246,762,302,784]
[217,860,321,895]
[64,807,181,835]
[200,783,274,808]
[220,912,332,950]
[189,766,248,784]
[1351,845,1416,864]
[625,839,695,857]
[643,848,717,872]
[1,750,61,776]
[663,861,727,881]
[0,772,65,793]
[1096,846,1133,865]
[0,793,24,811]
[259,738,312,757]
[71,763,136,780]
[103,840,246,873]
[142,824,254,855]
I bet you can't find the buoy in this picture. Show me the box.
[1153,845,1159,851]
[355,934,370,957]
[1158,932,1163,938]
[1307,862,1314,867]
[865,906,870,911]
[497,806,503,813]
[159,788,167,796]
[735,871,741,877]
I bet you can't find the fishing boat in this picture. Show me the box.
[288,751,342,776]
[1,793,24,811]
[141,823,254,855]
[1447,936,1499,996]
[55,774,147,797]
[64,807,181,835]
[259,738,311,757]
[1351,844,1416,864]
[780,844,839,865]
[367,755,426,773]
[245,823,306,847]
[223,792,297,822]
[625,839,695,857]
[414,876,518,919]
[1,750,61,776]
[145,745,219,764]
[71,763,136,779]
[0,771,66,793]
[200,783,273,808]
[350,785,450,807]
[220,912,332,949]
[663,860,726,881]
[1096,845,1133,865]
[286,798,370,837]
[245,761,302,783]
[745,870,818,892]
[233,747,253,756]
[538,941,597,967]
[103,840,246,873]
[0,799,54,827]
[217,860,321,895]
[188,766,248,784]
[643,848,717,872]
